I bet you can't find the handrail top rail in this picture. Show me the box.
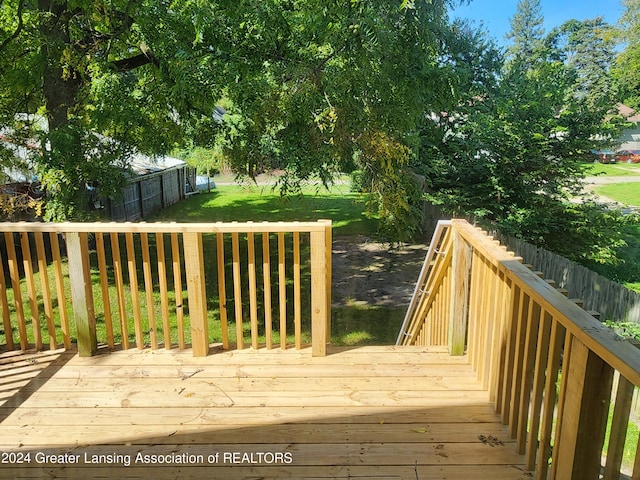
[451,219,640,387]
[0,220,332,234]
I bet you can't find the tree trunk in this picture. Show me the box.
[39,1,82,131]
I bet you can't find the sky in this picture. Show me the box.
[450,0,625,47]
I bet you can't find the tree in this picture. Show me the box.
[0,0,226,219]
[505,0,544,66]
[425,7,627,264]
[614,0,640,109]
[557,19,618,109]
[211,0,463,240]
[1,0,464,238]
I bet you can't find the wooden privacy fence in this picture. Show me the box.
[399,219,640,479]
[422,201,640,324]
[0,221,332,357]
[492,232,640,324]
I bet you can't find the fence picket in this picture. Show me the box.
[96,233,114,349]
[0,221,331,357]
[262,232,273,349]
[34,232,56,349]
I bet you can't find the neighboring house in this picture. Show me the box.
[616,104,640,150]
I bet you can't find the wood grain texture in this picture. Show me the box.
[0,346,529,480]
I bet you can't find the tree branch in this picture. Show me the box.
[111,44,159,72]
[0,0,25,53]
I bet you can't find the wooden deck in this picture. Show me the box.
[0,345,531,480]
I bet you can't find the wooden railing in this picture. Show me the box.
[400,219,640,479]
[0,221,332,357]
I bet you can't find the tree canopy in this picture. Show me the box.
[0,0,223,218]
[614,0,640,109]
[0,0,459,233]
[426,2,628,264]
[0,0,635,262]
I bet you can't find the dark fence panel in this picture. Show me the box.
[108,167,185,221]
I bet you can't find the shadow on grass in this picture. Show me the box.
[331,306,405,346]
[151,188,378,237]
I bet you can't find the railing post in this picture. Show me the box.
[449,225,471,355]
[66,232,97,357]
[310,222,331,357]
[183,232,209,357]
[552,335,613,479]
[322,219,333,342]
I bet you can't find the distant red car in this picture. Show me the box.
[614,149,640,163]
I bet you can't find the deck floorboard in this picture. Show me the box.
[0,346,532,480]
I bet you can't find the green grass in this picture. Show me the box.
[0,184,405,351]
[585,162,640,177]
[331,306,405,345]
[603,396,640,472]
[593,182,640,206]
[582,168,640,292]
[152,184,378,237]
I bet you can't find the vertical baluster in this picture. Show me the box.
[278,232,286,349]
[552,335,614,479]
[517,299,541,453]
[293,231,301,349]
[0,247,14,350]
[140,232,157,349]
[232,232,243,349]
[526,310,552,471]
[467,250,481,370]
[20,233,41,350]
[216,232,229,349]
[500,284,521,423]
[110,232,129,349]
[95,233,114,349]
[247,231,258,350]
[509,292,530,437]
[488,269,507,401]
[50,233,70,349]
[323,220,332,341]
[262,231,272,349]
[171,233,184,349]
[604,374,634,479]
[494,276,513,412]
[482,262,499,391]
[5,232,27,350]
[156,233,171,349]
[125,232,143,349]
[34,232,56,349]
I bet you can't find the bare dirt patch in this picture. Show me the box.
[331,236,428,308]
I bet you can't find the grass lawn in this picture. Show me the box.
[151,184,404,345]
[593,182,640,207]
[152,184,377,237]
[585,162,640,177]
[583,167,640,292]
